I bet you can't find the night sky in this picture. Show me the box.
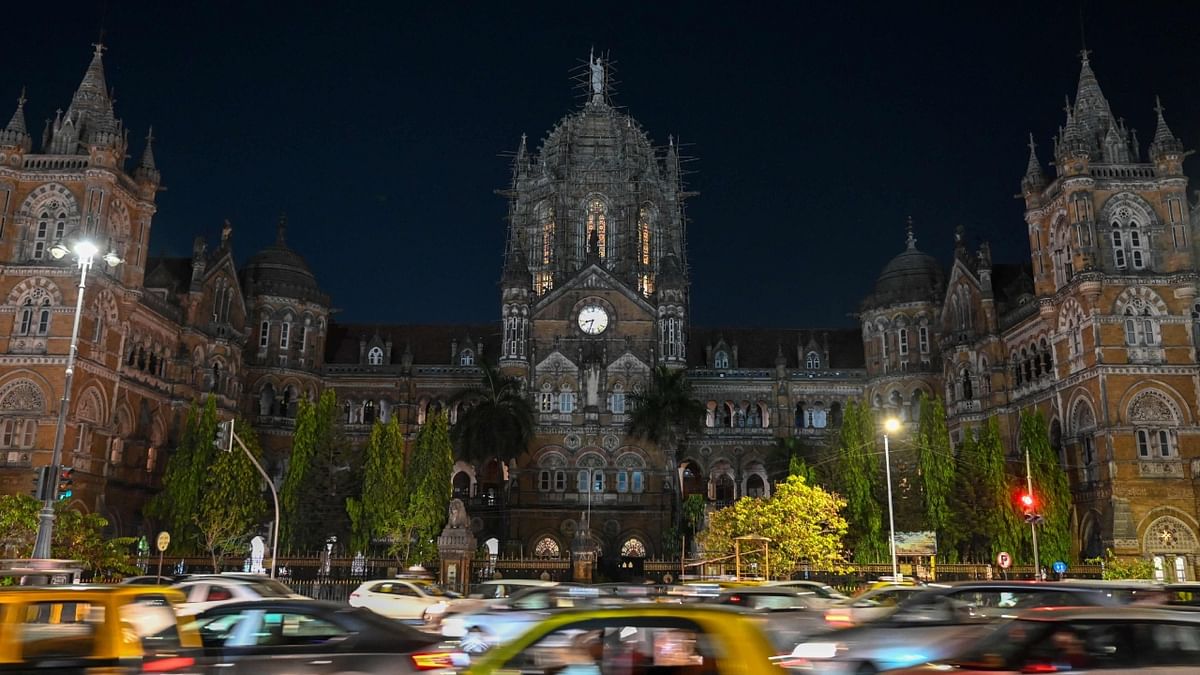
[4,2,1200,328]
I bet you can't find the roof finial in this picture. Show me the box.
[276,212,288,245]
[92,41,107,58]
[905,215,916,250]
[1079,47,1091,65]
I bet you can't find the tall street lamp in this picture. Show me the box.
[882,417,902,582]
[32,236,122,560]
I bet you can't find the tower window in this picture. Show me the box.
[919,326,929,353]
[714,351,729,369]
[259,321,270,349]
[367,346,384,366]
[279,322,290,350]
[806,351,821,369]
[460,349,474,366]
[585,197,607,259]
[898,328,909,355]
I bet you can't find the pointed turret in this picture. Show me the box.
[1055,97,1090,170]
[51,43,124,157]
[1149,96,1184,162]
[1022,133,1045,193]
[664,135,681,190]
[1071,49,1114,153]
[0,89,31,152]
[134,127,161,187]
[275,213,288,245]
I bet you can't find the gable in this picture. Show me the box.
[533,264,655,316]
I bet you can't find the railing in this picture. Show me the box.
[22,155,90,170]
[701,426,771,436]
[1089,164,1156,179]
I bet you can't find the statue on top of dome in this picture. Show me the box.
[589,50,604,97]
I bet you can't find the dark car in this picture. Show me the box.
[194,598,461,674]
[715,587,833,651]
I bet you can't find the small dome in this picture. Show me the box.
[241,218,327,304]
[863,235,944,310]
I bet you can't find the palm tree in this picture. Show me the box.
[450,362,534,464]
[626,365,706,491]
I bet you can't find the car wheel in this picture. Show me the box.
[854,663,877,675]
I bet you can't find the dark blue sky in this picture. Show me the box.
[4,1,1199,327]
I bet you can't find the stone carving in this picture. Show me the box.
[1144,516,1198,552]
[0,380,45,412]
[447,498,469,529]
[589,52,604,95]
[1129,390,1176,423]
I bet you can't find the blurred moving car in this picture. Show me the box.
[785,580,1162,674]
[766,580,851,605]
[822,585,927,628]
[886,606,1200,673]
[471,578,559,600]
[195,598,465,674]
[349,578,465,623]
[718,586,820,611]
[442,585,623,652]
[172,573,307,616]
[716,586,835,652]
[120,574,179,585]
[464,604,785,675]
[0,584,202,673]
[1167,582,1200,606]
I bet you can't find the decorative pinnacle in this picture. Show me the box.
[905,216,916,249]
[1079,48,1091,64]
[92,41,107,57]
[276,212,288,245]
[17,86,25,108]
[1154,95,1165,117]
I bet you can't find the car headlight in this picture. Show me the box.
[441,616,466,637]
[791,642,842,660]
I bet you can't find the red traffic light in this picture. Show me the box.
[1020,493,1035,508]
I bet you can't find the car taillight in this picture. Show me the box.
[142,656,196,672]
[824,611,851,625]
[350,592,360,598]
[729,594,742,604]
[411,651,467,671]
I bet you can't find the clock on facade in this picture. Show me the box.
[577,305,609,335]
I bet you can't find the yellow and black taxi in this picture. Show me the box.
[465,604,784,675]
[0,584,201,673]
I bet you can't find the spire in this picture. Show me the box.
[276,213,288,245]
[1023,133,1045,188]
[905,215,917,250]
[0,88,31,151]
[1071,49,1113,151]
[1150,95,1184,159]
[134,127,160,185]
[69,43,114,124]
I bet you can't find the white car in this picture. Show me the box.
[348,579,464,623]
[170,573,307,616]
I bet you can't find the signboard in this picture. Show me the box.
[996,551,1012,569]
[156,531,170,553]
[1053,560,1067,575]
[894,531,937,556]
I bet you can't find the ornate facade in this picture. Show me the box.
[3,47,1200,578]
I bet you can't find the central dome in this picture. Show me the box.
[863,234,944,310]
[241,218,327,304]
[538,102,659,178]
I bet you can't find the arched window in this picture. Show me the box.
[1129,391,1178,459]
[33,202,68,260]
[1108,204,1150,270]
[585,197,607,259]
[898,328,909,355]
[36,299,50,335]
[533,537,561,558]
[638,204,656,295]
[1123,307,1160,346]
[609,383,625,414]
[746,474,766,498]
[259,321,270,349]
[806,351,821,369]
[535,201,555,294]
[620,538,646,558]
[367,346,384,366]
[713,351,729,369]
[459,349,474,366]
[918,326,930,353]
[18,299,33,335]
[559,385,575,414]
[961,368,973,400]
[279,321,290,350]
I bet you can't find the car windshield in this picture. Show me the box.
[415,582,461,598]
[245,579,295,598]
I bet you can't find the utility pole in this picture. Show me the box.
[1025,449,1040,580]
[219,420,281,579]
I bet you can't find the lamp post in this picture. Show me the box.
[32,237,122,560]
[882,417,901,583]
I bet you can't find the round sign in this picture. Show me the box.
[996,551,1012,569]
[1053,560,1068,574]
[156,531,170,552]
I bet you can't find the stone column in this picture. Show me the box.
[571,527,597,583]
[437,499,476,595]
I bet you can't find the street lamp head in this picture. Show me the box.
[102,250,124,268]
[48,242,69,260]
[72,240,99,261]
[884,417,902,434]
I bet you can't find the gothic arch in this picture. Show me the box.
[1099,192,1158,227]
[108,199,131,242]
[1067,394,1097,437]
[531,533,564,558]
[618,530,651,558]
[537,449,568,468]
[1141,514,1199,554]
[0,378,46,413]
[17,183,80,219]
[614,451,647,469]
[1113,286,1169,317]
[575,451,606,468]
[6,277,64,306]
[76,386,106,424]
[1121,386,1187,426]
[1056,297,1085,331]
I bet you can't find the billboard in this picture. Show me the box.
[894,531,937,556]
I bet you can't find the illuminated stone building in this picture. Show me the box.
[3,47,1200,577]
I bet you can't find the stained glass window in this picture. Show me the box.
[534,537,560,558]
[620,538,646,558]
[586,198,607,259]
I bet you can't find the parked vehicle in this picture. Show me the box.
[349,578,465,623]
[886,606,1200,673]
[172,573,307,616]
[464,604,785,675]
[0,584,202,673]
[784,580,1164,674]
[195,598,465,674]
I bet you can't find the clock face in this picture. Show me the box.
[577,305,609,335]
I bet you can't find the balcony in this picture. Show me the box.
[0,450,32,468]
[701,426,772,436]
[1089,164,1155,179]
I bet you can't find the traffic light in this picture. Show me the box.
[56,466,74,501]
[31,465,53,501]
[214,420,233,452]
[1019,491,1044,524]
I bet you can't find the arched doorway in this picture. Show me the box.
[746,474,766,498]
[714,474,735,506]
[480,459,504,506]
[681,461,704,498]
[452,471,472,499]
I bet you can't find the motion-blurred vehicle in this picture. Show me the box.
[446,579,561,617]
[120,574,179,585]
[464,603,785,675]
[195,598,465,674]
[784,580,1162,674]
[0,584,202,673]
[349,578,465,623]
[1167,582,1200,606]
[717,586,836,652]
[442,585,623,652]
[719,586,820,611]
[886,606,1200,673]
[766,579,851,605]
[172,573,307,616]
[822,585,927,628]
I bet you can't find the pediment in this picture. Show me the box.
[607,351,650,373]
[534,350,579,374]
[533,264,655,315]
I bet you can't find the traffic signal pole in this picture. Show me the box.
[1025,450,1040,580]
[228,420,280,579]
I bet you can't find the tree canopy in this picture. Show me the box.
[149,396,218,553]
[0,494,137,575]
[1020,410,1072,568]
[834,400,885,562]
[916,395,955,561]
[194,418,266,570]
[280,390,349,552]
[379,410,454,566]
[347,414,407,554]
[700,474,848,575]
[948,418,1022,562]
[450,363,534,463]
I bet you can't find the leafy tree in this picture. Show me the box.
[346,415,407,553]
[1085,549,1156,580]
[700,475,848,575]
[194,418,266,571]
[768,437,825,486]
[949,418,1022,562]
[1020,410,1072,566]
[149,396,218,553]
[382,411,454,566]
[281,390,347,552]
[450,362,534,463]
[0,495,138,575]
[788,455,817,484]
[627,365,706,482]
[916,396,956,561]
[835,400,885,562]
